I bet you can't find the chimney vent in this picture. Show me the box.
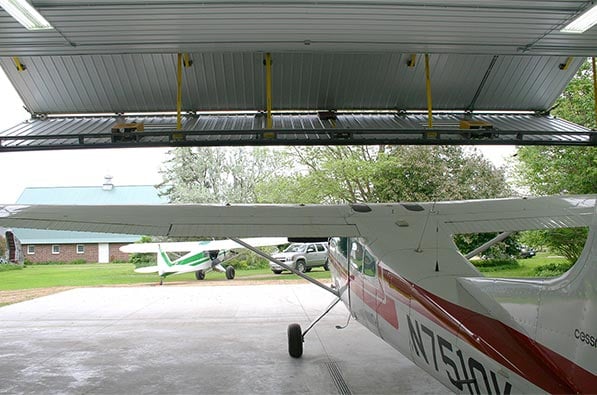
[102,175,114,191]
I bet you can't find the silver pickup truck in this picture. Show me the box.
[269,242,329,274]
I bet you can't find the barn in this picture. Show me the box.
[13,176,166,263]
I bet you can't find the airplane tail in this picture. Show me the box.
[464,205,597,391]
[5,230,24,266]
[540,216,597,385]
[528,216,597,391]
[156,245,174,276]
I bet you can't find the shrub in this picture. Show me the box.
[129,253,156,265]
[225,250,270,270]
[229,255,269,270]
[533,262,573,277]
[472,257,520,272]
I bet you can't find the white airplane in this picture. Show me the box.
[120,237,288,284]
[0,195,595,393]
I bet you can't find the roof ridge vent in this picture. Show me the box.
[102,175,114,191]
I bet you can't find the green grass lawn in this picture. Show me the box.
[0,264,331,291]
[0,252,571,292]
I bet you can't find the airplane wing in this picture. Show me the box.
[434,195,595,233]
[0,204,358,238]
[0,196,593,239]
[120,237,289,254]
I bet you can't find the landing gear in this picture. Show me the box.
[159,277,164,285]
[225,266,235,280]
[287,298,342,358]
[287,323,303,358]
[195,270,205,280]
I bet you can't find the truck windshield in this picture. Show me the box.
[284,244,306,253]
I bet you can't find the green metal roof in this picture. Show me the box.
[13,184,166,244]
[17,185,166,205]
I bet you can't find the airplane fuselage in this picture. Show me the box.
[326,236,595,394]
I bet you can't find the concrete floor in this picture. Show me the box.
[0,283,446,394]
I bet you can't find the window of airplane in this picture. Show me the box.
[27,245,35,255]
[363,249,377,277]
[76,244,85,254]
[330,237,350,269]
[51,245,60,255]
[351,240,364,272]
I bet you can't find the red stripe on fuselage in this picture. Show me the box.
[329,256,596,393]
[383,267,597,394]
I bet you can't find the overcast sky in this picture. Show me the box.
[0,68,515,204]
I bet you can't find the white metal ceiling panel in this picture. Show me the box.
[0,53,583,114]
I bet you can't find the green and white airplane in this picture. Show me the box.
[120,237,287,284]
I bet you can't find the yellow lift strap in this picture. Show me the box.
[12,56,26,72]
[183,53,193,68]
[559,56,574,70]
[425,54,433,129]
[176,53,183,130]
[265,53,273,129]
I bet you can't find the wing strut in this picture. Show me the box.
[229,237,339,297]
[464,231,513,259]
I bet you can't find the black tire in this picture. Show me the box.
[288,323,303,358]
[323,259,329,271]
[272,270,282,275]
[305,268,312,273]
[226,266,235,280]
[195,270,205,280]
[296,260,306,273]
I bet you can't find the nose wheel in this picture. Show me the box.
[287,323,303,358]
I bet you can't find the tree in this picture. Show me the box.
[258,145,511,204]
[159,147,283,203]
[371,146,511,202]
[513,59,597,263]
[514,147,596,195]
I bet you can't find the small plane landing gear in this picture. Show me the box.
[287,323,303,358]
[159,277,163,285]
[287,298,342,358]
[227,238,343,360]
[195,270,205,280]
[225,266,235,280]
